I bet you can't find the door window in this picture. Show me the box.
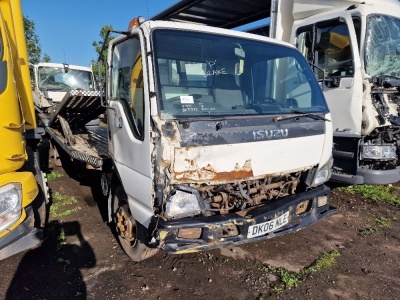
[111,37,145,139]
[297,19,354,78]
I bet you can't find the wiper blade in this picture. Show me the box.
[178,117,227,124]
[373,75,400,88]
[274,110,330,122]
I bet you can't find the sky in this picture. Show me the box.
[21,0,180,67]
[21,1,268,68]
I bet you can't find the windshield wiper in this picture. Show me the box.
[274,110,330,123]
[373,75,400,88]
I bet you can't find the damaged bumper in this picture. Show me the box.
[0,206,44,260]
[155,185,337,254]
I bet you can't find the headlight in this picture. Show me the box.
[0,183,22,233]
[308,157,333,187]
[361,144,396,160]
[165,188,202,219]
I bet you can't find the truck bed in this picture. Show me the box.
[46,125,108,168]
[39,89,109,168]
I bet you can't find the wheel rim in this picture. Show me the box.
[114,200,137,248]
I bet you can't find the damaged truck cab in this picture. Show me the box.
[277,0,400,184]
[30,62,97,113]
[105,19,336,261]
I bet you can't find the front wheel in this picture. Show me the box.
[111,186,158,262]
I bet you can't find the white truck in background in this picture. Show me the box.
[269,0,400,185]
[39,17,337,261]
[30,62,97,114]
[30,62,102,163]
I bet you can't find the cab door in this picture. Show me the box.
[293,13,363,137]
[107,32,153,227]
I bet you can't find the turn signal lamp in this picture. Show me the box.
[295,200,309,215]
[128,16,145,30]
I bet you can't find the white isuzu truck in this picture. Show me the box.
[40,17,336,261]
[30,62,97,113]
[269,0,400,184]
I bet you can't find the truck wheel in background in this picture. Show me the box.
[111,186,158,262]
[24,146,49,229]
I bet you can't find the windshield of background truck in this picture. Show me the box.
[153,29,328,119]
[365,14,400,78]
[38,66,95,91]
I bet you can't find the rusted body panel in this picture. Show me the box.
[170,136,325,183]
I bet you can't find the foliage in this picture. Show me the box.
[302,250,341,275]
[360,217,391,237]
[339,184,400,206]
[91,25,116,80]
[50,192,80,217]
[46,171,63,181]
[23,15,51,63]
[261,250,341,292]
[57,229,67,250]
[42,53,51,62]
[57,257,70,264]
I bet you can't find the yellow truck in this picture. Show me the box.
[0,0,47,260]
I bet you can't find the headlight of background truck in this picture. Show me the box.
[0,183,22,233]
[165,187,202,219]
[361,144,396,160]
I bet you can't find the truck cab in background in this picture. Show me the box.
[272,0,400,184]
[0,0,47,260]
[30,62,97,114]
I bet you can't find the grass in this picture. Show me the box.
[339,184,400,206]
[50,192,80,217]
[57,257,71,264]
[360,217,391,237]
[261,250,341,292]
[46,171,63,181]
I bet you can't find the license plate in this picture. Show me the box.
[247,211,290,238]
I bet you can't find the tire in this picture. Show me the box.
[34,150,50,228]
[111,186,158,262]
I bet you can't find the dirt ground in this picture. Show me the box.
[1,161,399,300]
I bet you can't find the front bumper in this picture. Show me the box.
[155,185,336,254]
[331,167,400,185]
[0,206,44,260]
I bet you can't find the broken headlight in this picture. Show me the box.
[306,157,333,187]
[165,187,202,219]
[361,144,396,160]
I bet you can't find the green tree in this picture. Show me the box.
[23,15,51,63]
[42,53,51,63]
[91,25,115,79]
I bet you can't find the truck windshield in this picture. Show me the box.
[153,29,328,119]
[38,66,96,91]
[365,14,400,78]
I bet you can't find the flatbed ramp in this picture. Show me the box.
[44,90,108,168]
